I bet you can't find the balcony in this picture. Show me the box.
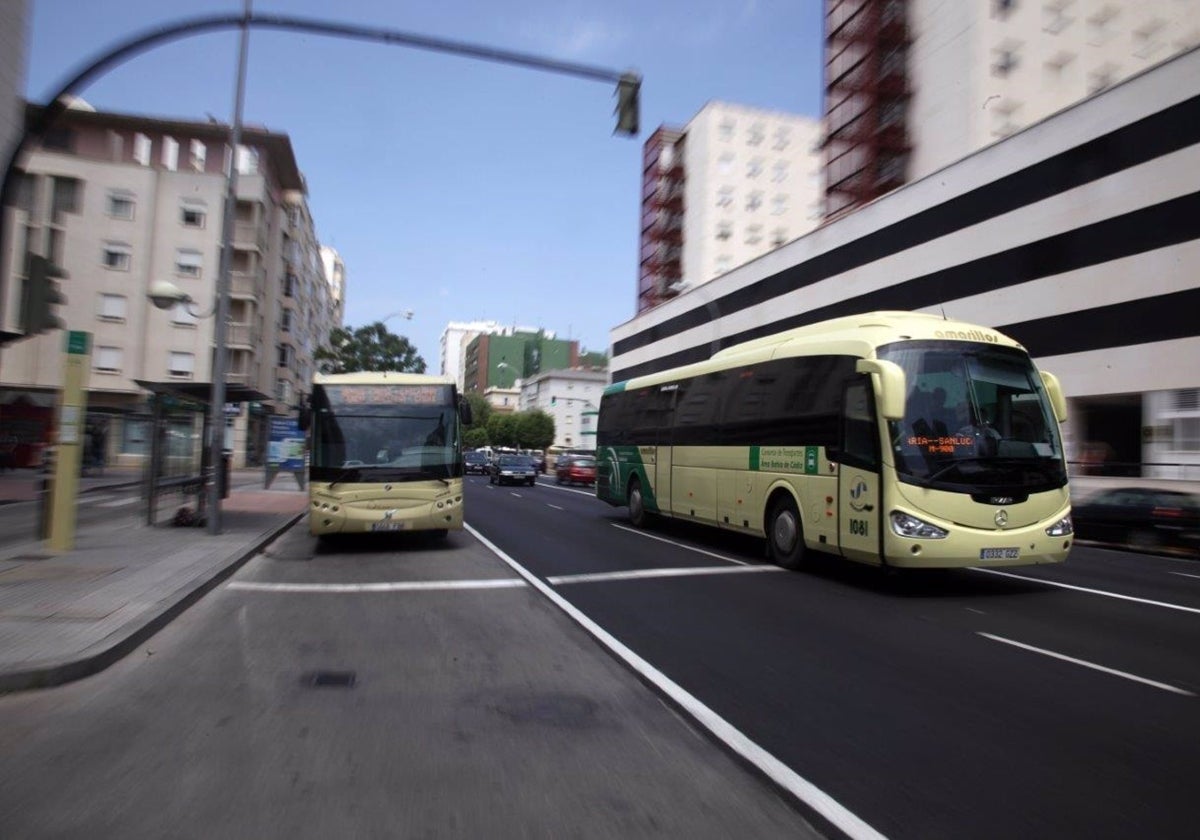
[233,220,267,252]
[226,322,257,349]
[229,268,265,303]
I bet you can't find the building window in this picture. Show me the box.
[746,124,764,146]
[235,144,259,175]
[771,194,788,216]
[1086,5,1118,46]
[1133,19,1165,60]
[744,224,762,245]
[102,242,132,271]
[716,187,734,208]
[992,46,1020,76]
[1088,64,1117,94]
[181,204,206,228]
[106,191,135,220]
[716,221,732,241]
[772,128,790,151]
[745,191,763,212]
[277,344,291,368]
[168,351,195,378]
[718,152,734,175]
[133,133,152,166]
[714,255,731,276]
[277,379,294,403]
[175,249,203,278]
[189,139,207,172]
[1173,418,1200,452]
[746,157,763,179]
[1043,0,1072,34]
[718,119,735,141]
[171,302,198,326]
[162,136,179,171]
[281,309,293,332]
[52,177,81,217]
[772,228,788,247]
[93,346,123,374]
[993,0,1017,19]
[1044,51,1075,78]
[772,161,788,183]
[97,293,127,322]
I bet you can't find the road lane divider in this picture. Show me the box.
[610,523,754,566]
[227,579,527,594]
[464,522,889,840]
[969,567,1200,615]
[548,566,784,585]
[978,632,1196,697]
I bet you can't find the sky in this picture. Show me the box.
[24,0,825,369]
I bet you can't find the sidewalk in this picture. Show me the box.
[0,467,306,693]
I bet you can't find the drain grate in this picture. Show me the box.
[303,670,356,688]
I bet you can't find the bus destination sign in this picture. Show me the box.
[326,385,449,406]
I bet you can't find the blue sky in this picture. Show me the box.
[25,0,824,368]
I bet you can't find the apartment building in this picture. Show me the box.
[443,320,556,391]
[822,0,1200,215]
[517,368,608,451]
[0,104,339,468]
[638,101,823,312]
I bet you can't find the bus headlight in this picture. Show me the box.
[890,511,949,540]
[1045,514,1073,537]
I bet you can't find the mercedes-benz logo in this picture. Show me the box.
[994,509,1008,528]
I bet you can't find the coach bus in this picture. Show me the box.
[596,311,1074,569]
[300,372,472,538]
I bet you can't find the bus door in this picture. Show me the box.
[650,383,677,515]
[836,377,883,564]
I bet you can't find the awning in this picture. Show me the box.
[134,380,272,404]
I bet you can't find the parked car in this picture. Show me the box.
[489,454,538,486]
[463,451,489,475]
[555,455,596,486]
[1072,487,1200,555]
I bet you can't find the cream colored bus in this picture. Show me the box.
[300,372,472,539]
[596,311,1074,569]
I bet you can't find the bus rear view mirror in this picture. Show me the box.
[459,397,474,426]
[855,358,906,420]
[1039,371,1068,423]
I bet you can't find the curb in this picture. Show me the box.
[0,511,305,694]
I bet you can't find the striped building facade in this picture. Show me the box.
[610,47,1200,478]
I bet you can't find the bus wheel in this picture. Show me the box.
[628,477,650,528]
[767,496,806,570]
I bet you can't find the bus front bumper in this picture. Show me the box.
[883,512,1072,569]
[309,493,464,535]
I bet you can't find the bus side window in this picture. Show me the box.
[838,379,879,469]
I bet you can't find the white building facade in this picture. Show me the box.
[518,369,608,451]
[907,0,1200,180]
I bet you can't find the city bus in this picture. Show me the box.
[300,372,472,538]
[596,311,1074,569]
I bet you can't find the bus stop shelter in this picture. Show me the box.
[134,380,270,525]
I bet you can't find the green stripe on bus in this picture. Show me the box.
[749,446,760,471]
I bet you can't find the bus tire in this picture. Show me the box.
[628,476,651,529]
[767,496,806,570]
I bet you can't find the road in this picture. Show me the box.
[0,473,1197,839]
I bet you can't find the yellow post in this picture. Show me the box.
[48,331,91,552]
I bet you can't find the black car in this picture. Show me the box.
[1072,487,1200,555]
[489,454,538,486]
[463,451,489,475]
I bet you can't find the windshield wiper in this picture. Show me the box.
[922,456,1041,484]
[328,466,361,489]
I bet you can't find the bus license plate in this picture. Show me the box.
[371,521,407,532]
[980,547,1019,560]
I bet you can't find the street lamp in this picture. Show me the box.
[381,309,414,323]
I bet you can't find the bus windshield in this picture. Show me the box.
[878,341,1066,492]
[309,383,460,483]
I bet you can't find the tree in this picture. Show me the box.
[464,392,492,428]
[486,413,518,448]
[314,322,425,373]
[515,410,555,451]
[463,426,490,449]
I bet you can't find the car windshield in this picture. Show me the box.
[499,455,533,467]
[571,458,596,468]
[879,341,1067,492]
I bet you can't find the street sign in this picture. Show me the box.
[65,330,91,355]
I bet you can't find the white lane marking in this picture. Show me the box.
[978,633,1196,697]
[1170,572,1200,580]
[83,494,117,505]
[228,579,526,593]
[547,504,564,511]
[965,607,987,615]
[611,523,752,566]
[969,567,1200,615]
[464,523,889,840]
[548,565,784,585]
[98,497,138,508]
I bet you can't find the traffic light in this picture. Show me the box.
[20,254,67,336]
[614,72,641,137]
